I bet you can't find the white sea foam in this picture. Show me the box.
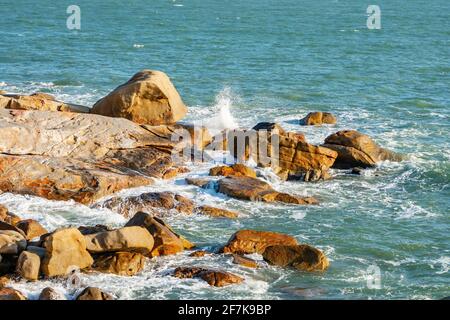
[205,87,239,133]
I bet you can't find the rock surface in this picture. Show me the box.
[0,287,27,300]
[16,251,41,280]
[209,164,257,178]
[91,70,187,125]
[15,220,48,240]
[262,244,329,271]
[300,112,337,125]
[92,252,145,276]
[76,287,114,300]
[232,254,258,268]
[196,206,239,219]
[173,267,243,287]
[0,92,88,113]
[222,230,299,254]
[0,230,26,254]
[39,287,66,300]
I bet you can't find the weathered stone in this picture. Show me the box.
[232,254,258,268]
[300,112,337,125]
[196,206,239,219]
[0,92,88,113]
[78,225,111,236]
[222,230,298,254]
[262,244,329,271]
[84,227,154,254]
[15,219,48,240]
[0,221,25,237]
[91,70,187,125]
[185,177,213,188]
[173,267,243,287]
[323,130,402,169]
[41,228,94,277]
[189,250,211,258]
[0,230,26,254]
[16,251,40,280]
[209,164,257,178]
[39,287,66,300]
[0,254,17,274]
[92,252,145,276]
[0,287,27,300]
[76,287,114,300]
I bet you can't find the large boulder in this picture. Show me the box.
[0,287,27,300]
[76,287,114,300]
[125,212,192,257]
[16,251,41,280]
[39,287,66,300]
[91,70,187,125]
[15,220,48,240]
[173,267,243,287]
[84,227,154,254]
[323,130,403,169]
[262,244,329,271]
[92,252,145,276]
[41,228,94,277]
[0,230,26,254]
[300,112,337,125]
[221,230,298,254]
[217,176,318,205]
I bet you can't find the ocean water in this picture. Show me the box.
[0,0,449,300]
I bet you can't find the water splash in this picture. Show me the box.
[206,87,239,133]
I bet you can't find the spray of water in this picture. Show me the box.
[206,87,239,133]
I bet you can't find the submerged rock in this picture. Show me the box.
[39,287,66,300]
[173,267,243,287]
[300,112,337,125]
[232,254,258,268]
[91,70,187,125]
[262,244,329,271]
[196,206,239,219]
[323,130,403,169]
[221,230,298,254]
[189,250,211,257]
[92,252,145,276]
[76,287,114,300]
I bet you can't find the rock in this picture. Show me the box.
[84,226,154,254]
[262,244,329,271]
[350,167,364,175]
[15,220,48,240]
[222,230,298,254]
[185,177,213,188]
[0,287,27,300]
[41,228,94,277]
[189,250,211,257]
[125,212,191,257]
[173,267,243,287]
[323,130,403,169]
[209,164,257,178]
[0,92,88,113]
[0,230,26,254]
[93,192,194,218]
[25,246,46,259]
[92,252,145,276]
[16,251,40,280]
[300,112,337,125]
[232,254,258,268]
[196,206,239,219]
[78,225,111,236]
[0,254,17,274]
[91,70,187,125]
[0,205,20,225]
[0,276,9,288]
[39,287,66,300]
[217,176,318,205]
[76,287,114,300]
[0,221,26,236]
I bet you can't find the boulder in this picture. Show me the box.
[84,227,154,254]
[16,251,41,280]
[0,221,25,236]
[0,230,26,254]
[185,177,213,188]
[92,252,145,276]
[222,230,298,254]
[91,70,187,125]
[125,212,192,257]
[41,228,94,277]
[0,276,9,288]
[209,164,257,178]
[0,287,27,300]
[262,244,329,271]
[39,287,66,300]
[76,287,114,300]
[323,130,402,169]
[78,225,111,235]
[232,254,258,268]
[173,267,243,287]
[93,192,194,218]
[189,250,211,258]
[300,112,337,125]
[0,205,21,226]
[0,92,88,113]
[15,220,48,240]
[217,176,318,205]
[196,206,239,219]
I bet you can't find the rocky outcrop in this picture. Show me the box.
[92,252,145,276]
[222,230,298,254]
[217,176,318,205]
[76,287,114,300]
[16,251,41,280]
[84,227,154,254]
[91,70,187,125]
[209,164,257,178]
[15,220,48,240]
[0,205,21,226]
[196,206,239,219]
[232,254,258,268]
[0,287,27,300]
[173,267,243,287]
[41,228,94,277]
[262,244,329,271]
[125,212,193,257]
[39,287,66,300]
[300,112,337,125]
[323,130,402,169]
[0,230,26,254]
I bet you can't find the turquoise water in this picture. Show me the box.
[0,0,449,299]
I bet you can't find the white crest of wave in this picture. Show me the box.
[206,87,239,133]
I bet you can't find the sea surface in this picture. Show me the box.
[0,0,449,299]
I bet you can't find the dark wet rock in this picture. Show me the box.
[39,287,66,300]
[232,254,258,268]
[262,244,329,271]
[173,267,243,287]
[92,252,145,276]
[76,287,114,300]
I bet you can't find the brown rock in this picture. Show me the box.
[41,228,94,277]
[189,250,211,257]
[16,251,40,280]
[92,252,145,276]
[78,225,111,235]
[222,230,298,254]
[0,230,26,254]
[232,254,258,268]
[300,112,337,125]
[262,244,329,271]
[209,164,257,178]
[173,267,243,287]
[323,130,403,169]
[0,276,9,288]
[0,92,87,113]
[185,177,212,188]
[196,206,239,219]
[91,70,187,125]
[15,219,48,240]
[84,226,154,254]
[76,287,114,300]
[0,205,21,226]
[39,287,66,300]
[0,287,27,300]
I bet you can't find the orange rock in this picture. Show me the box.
[16,219,48,240]
[209,164,257,178]
[173,267,243,287]
[222,230,298,254]
[232,254,258,268]
[262,244,329,271]
[300,112,337,125]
